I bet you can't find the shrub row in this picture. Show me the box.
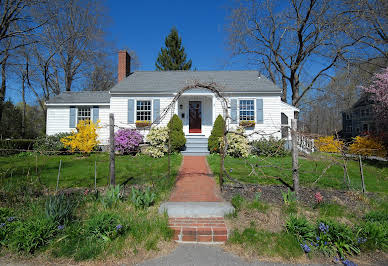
[0,139,35,155]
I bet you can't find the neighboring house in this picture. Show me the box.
[342,94,375,139]
[46,50,298,155]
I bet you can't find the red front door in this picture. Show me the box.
[189,101,201,133]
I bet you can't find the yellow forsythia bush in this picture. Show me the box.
[349,135,387,157]
[315,136,343,153]
[61,119,100,153]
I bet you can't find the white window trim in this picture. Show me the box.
[135,99,153,122]
[237,98,256,122]
[76,106,92,123]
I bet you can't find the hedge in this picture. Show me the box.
[0,139,35,155]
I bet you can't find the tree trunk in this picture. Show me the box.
[21,75,26,138]
[109,113,115,186]
[291,119,299,196]
[0,55,7,125]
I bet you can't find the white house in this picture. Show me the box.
[46,50,298,155]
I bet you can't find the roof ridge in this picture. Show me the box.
[133,70,259,73]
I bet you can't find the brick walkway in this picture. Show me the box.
[169,156,222,202]
[168,156,228,244]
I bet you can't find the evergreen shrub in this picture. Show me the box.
[167,114,186,152]
[208,115,225,153]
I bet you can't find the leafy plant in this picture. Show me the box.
[208,115,225,153]
[356,220,388,251]
[226,127,250,158]
[45,193,79,224]
[61,119,100,153]
[315,219,360,258]
[33,132,71,154]
[142,127,168,158]
[130,187,156,209]
[315,135,344,153]
[114,128,143,154]
[231,194,245,211]
[251,137,288,157]
[100,185,122,209]
[167,114,186,152]
[349,135,387,157]
[9,217,58,253]
[285,215,315,243]
[0,139,35,155]
[85,211,124,242]
[281,188,297,205]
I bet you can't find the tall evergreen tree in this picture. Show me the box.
[155,27,192,71]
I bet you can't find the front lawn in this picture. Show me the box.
[0,153,182,189]
[207,153,388,193]
[0,152,182,263]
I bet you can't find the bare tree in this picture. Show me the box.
[33,0,108,92]
[228,0,359,112]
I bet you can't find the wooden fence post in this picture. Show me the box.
[359,155,366,194]
[291,119,299,196]
[109,113,115,186]
[56,159,62,193]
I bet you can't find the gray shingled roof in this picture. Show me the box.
[46,91,110,104]
[110,71,281,93]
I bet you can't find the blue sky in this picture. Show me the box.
[6,0,250,104]
[106,0,248,71]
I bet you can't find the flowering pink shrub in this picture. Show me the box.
[315,192,323,204]
[114,129,143,154]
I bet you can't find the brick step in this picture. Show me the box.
[169,217,228,244]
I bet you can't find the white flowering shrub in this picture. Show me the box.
[142,126,168,158]
[226,127,250,158]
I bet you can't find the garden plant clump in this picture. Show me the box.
[143,127,169,158]
[251,137,288,157]
[114,128,143,154]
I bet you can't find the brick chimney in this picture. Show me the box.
[118,50,131,82]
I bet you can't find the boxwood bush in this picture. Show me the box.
[167,114,186,152]
[208,115,225,153]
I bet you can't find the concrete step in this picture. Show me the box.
[186,143,208,148]
[184,147,209,153]
[169,217,228,244]
[181,151,210,156]
[186,138,208,144]
[159,202,234,217]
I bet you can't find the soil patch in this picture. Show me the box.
[222,183,377,208]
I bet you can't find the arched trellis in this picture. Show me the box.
[149,80,238,190]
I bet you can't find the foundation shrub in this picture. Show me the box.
[208,115,225,153]
[167,114,186,152]
[251,137,288,157]
[226,127,250,158]
[114,128,143,154]
[142,127,168,158]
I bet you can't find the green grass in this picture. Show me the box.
[228,227,303,259]
[0,153,182,189]
[207,154,388,193]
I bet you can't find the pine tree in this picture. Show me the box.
[155,27,192,71]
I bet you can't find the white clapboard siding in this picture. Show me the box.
[214,95,282,140]
[110,95,175,139]
[46,105,110,145]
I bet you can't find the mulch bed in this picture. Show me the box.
[222,183,378,208]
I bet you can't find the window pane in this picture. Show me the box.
[239,100,254,121]
[136,100,151,121]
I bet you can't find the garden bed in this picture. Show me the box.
[222,184,374,208]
